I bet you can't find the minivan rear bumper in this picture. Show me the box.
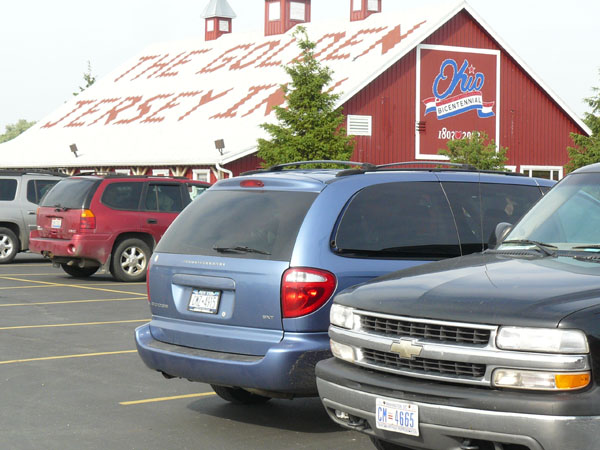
[135,323,330,395]
[29,231,112,265]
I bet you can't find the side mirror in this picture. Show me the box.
[488,222,512,249]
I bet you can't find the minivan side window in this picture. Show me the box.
[101,182,143,210]
[333,182,461,259]
[145,184,183,212]
[0,179,18,201]
[443,182,543,252]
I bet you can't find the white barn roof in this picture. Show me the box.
[0,0,589,169]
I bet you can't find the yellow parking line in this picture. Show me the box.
[0,319,148,331]
[120,392,216,406]
[0,297,146,307]
[0,273,58,276]
[0,350,137,365]
[0,276,145,295]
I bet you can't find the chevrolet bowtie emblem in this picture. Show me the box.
[390,338,423,359]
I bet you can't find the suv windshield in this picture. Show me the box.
[156,190,318,261]
[501,172,600,251]
[40,178,99,209]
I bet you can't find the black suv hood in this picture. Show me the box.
[336,253,600,328]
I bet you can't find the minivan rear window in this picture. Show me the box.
[40,178,99,209]
[156,190,318,261]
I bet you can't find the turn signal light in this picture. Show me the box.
[281,267,336,318]
[555,373,590,390]
[80,209,96,231]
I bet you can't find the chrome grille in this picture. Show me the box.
[360,315,490,345]
[362,348,486,378]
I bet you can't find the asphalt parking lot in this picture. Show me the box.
[0,253,371,450]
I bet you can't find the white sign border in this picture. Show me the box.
[415,44,501,161]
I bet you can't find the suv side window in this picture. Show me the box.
[333,182,461,259]
[27,180,59,204]
[145,184,183,212]
[0,179,18,201]
[101,182,143,210]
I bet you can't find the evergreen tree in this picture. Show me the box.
[257,27,354,167]
[565,69,600,173]
[438,131,508,170]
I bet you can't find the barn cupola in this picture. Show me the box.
[265,0,311,37]
[202,0,237,41]
[350,0,382,21]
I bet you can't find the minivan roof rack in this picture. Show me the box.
[241,160,376,175]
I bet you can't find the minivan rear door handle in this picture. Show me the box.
[147,218,158,224]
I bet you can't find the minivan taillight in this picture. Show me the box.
[281,268,336,318]
[79,209,96,231]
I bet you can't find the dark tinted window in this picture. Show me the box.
[333,182,460,259]
[145,184,183,212]
[480,184,542,241]
[40,178,99,209]
[157,190,318,261]
[101,182,143,210]
[27,179,59,204]
[0,179,18,201]
[443,182,542,251]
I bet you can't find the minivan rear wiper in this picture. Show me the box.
[571,245,600,250]
[501,239,557,256]
[213,246,271,255]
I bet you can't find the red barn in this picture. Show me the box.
[0,0,590,182]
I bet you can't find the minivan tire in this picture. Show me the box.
[210,385,271,404]
[111,238,150,282]
[61,264,99,278]
[0,227,19,264]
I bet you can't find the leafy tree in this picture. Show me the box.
[257,26,354,167]
[565,70,600,173]
[437,131,508,170]
[73,61,97,96]
[0,119,36,144]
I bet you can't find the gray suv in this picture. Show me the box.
[0,171,65,263]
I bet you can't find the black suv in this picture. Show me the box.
[0,170,65,263]
[316,163,600,450]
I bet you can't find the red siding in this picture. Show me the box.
[343,10,586,170]
[350,0,382,22]
[265,0,311,37]
[225,154,264,175]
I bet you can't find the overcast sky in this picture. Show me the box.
[1,0,598,133]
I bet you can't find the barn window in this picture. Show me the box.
[219,20,229,32]
[353,0,361,11]
[268,2,281,21]
[193,169,211,183]
[152,169,170,177]
[206,19,215,32]
[368,0,379,11]
[290,2,305,21]
[347,115,372,136]
[520,166,562,181]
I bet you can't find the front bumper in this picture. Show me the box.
[316,358,600,450]
[135,323,330,396]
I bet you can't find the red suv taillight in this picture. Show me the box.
[79,209,96,231]
[281,268,337,318]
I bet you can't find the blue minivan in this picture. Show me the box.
[135,161,554,404]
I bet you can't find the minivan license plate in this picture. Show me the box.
[188,289,220,314]
[375,398,419,436]
[51,218,62,229]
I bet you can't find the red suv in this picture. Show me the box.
[29,175,210,281]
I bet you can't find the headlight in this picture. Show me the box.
[330,304,355,329]
[496,327,589,353]
[330,340,355,362]
[493,369,590,391]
